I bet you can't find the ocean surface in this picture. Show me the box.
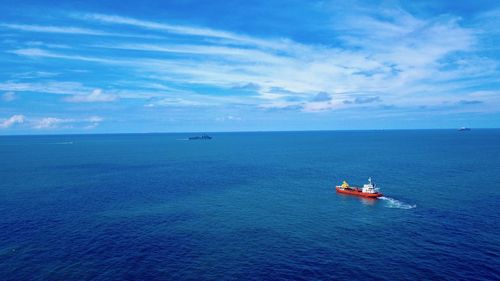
[1,130,499,280]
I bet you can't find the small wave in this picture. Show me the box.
[379,196,416,209]
[53,142,74,145]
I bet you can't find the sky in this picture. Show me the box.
[1,0,499,134]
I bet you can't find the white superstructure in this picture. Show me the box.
[362,177,379,194]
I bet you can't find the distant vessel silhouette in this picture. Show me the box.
[188,134,212,140]
[458,127,471,131]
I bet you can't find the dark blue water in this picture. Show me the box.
[1,130,499,280]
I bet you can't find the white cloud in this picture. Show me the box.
[64,89,118,103]
[8,48,115,63]
[32,116,104,129]
[2,92,16,102]
[0,80,181,102]
[0,23,162,39]
[2,114,104,130]
[0,115,25,128]
[94,43,284,63]
[12,71,60,79]
[87,116,103,123]
[84,116,103,129]
[7,8,497,115]
[216,115,242,121]
[145,97,204,107]
[25,41,70,49]
[80,13,288,49]
[1,23,111,35]
[0,81,90,96]
[33,117,73,129]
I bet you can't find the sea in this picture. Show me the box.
[1,130,499,280]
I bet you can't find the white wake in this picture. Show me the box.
[379,196,416,209]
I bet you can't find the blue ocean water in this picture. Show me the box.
[1,130,499,280]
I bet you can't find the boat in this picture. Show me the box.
[188,134,212,140]
[458,127,471,131]
[335,177,382,198]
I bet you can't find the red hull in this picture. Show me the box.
[335,186,382,198]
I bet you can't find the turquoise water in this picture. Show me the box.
[1,130,499,280]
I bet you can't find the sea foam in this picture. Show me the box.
[379,196,416,209]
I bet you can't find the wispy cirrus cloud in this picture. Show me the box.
[2,1,499,132]
[8,48,116,63]
[79,13,290,49]
[0,23,163,39]
[94,43,285,63]
[11,71,60,79]
[0,81,91,96]
[65,89,118,103]
[1,23,112,35]
[10,11,486,97]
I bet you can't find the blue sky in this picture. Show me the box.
[1,0,499,134]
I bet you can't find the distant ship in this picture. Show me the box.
[335,177,383,198]
[458,127,471,131]
[188,134,212,140]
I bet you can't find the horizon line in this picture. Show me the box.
[0,127,496,137]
